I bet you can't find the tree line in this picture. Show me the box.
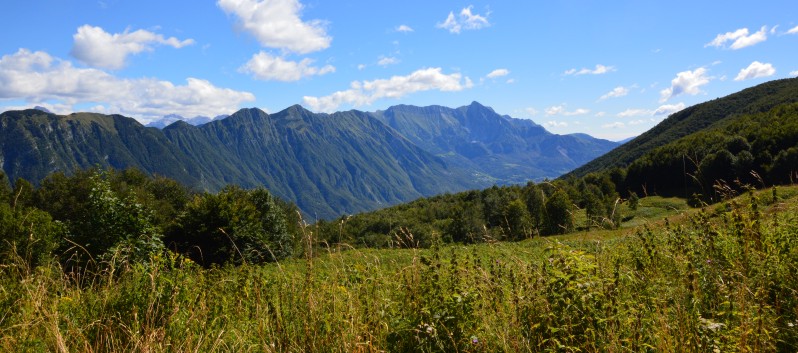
[0,168,301,270]
[2,102,796,269]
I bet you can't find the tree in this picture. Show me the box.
[523,183,545,235]
[446,203,485,243]
[544,190,574,235]
[0,202,66,267]
[504,199,532,240]
[165,186,293,266]
[64,172,163,266]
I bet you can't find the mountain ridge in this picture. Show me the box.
[1,102,618,218]
[567,77,798,178]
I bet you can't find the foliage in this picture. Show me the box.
[165,186,295,266]
[62,171,164,267]
[2,186,798,351]
[582,101,798,204]
[570,77,798,177]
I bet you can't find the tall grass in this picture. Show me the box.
[2,188,797,352]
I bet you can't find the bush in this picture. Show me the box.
[165,186,294,266]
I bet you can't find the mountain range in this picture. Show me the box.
[0,101,618,219]
[568,77,798,178]
[145,114,229,129]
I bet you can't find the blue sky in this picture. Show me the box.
[1,0,796,140]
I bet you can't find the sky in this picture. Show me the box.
[1,1,797,140]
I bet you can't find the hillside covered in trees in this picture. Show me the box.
[569,77,798,177]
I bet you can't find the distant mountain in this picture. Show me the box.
[33,106,53,114]
[146,114,217,129]
[0,102,617,218]
[163,106,482,218]
[568,77,798,178]
[370,102,619,184]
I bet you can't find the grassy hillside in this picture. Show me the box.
[569,77,798,177]
[3,185,798,351]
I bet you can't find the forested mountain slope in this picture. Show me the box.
[568,77,798,177]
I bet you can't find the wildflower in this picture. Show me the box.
[471,335,479,344]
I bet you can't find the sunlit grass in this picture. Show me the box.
[2,185,798,351]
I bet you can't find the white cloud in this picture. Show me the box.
[437,6,490,34]
[734,61,775,81]
[602,122,625,129]
[628,120,647,126]
[654,102,686,115]
[377,56,400,67]
[525,107,538,116]
[302,67,473,112]
[564,64,615,76]
[0,49,254,122]
[659,67,711,102]
[787,25,798,34]
[617,109,652,118]
[543,120,568,128]
[599,86,629,100]
[217,0,331,54]
[705,26,767,50]
[486,68,509,79]
[239,51,334,81]
[396,25,414,33]
[790,70,798,77]
[545,105,589,116]
[70,25,194,70]
[594,112,606,117]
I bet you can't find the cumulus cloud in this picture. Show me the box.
[564,64,615,76]
[659,68,711,102]
[789,25,798,34]
[734,61,775,81]
[239,51,334,81]
[396,25,414,33]
[612,102,686,119]
[437,6,490,34]
[377,56,400,67]
[217,0,331,54]
[545,105,589,116]
[0,49,254,122]
[302,67,473,112]
[599,86,629,100]
[525,107,538,116]
[617,109,652,118]
[486,68,509,79]
[790,70,798,77]
[70,25,194,69]
[654,102,686,115]
[543,121,568,128]
[705,26,767,50]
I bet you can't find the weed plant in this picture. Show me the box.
[1,188,797,352]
